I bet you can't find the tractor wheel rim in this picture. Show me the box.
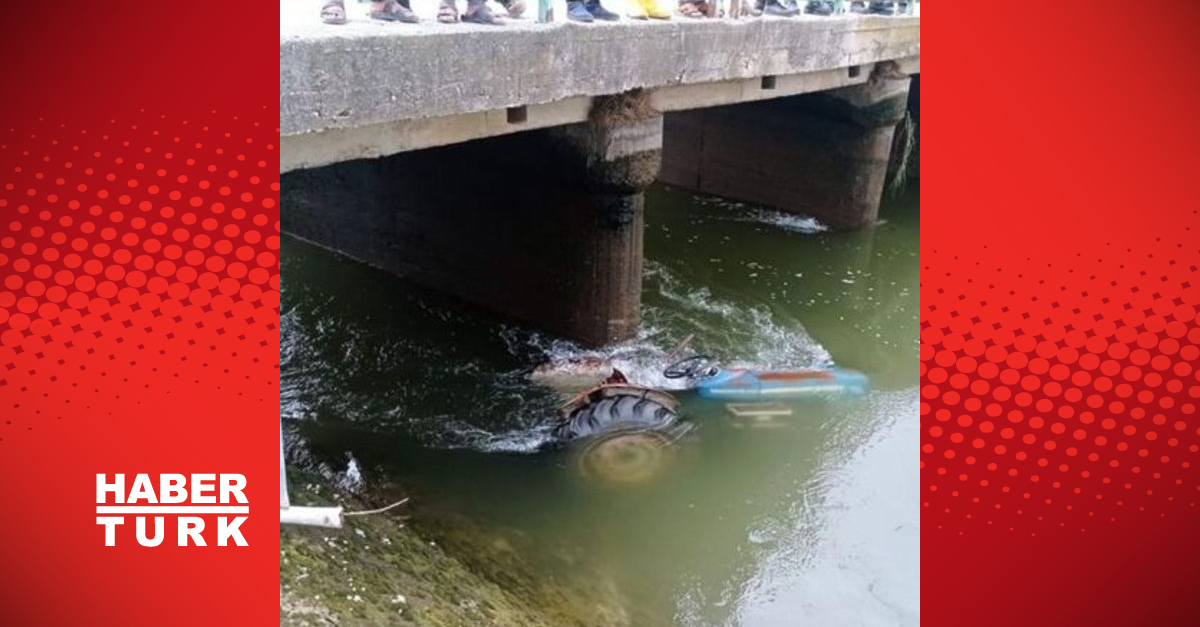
[578,430,671,484]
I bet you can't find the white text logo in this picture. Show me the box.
[95,474,249,547]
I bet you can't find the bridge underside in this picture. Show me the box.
[662,67,912,229]
[283,101,661,347]
[281,16,919,346]
[282,69,915,346]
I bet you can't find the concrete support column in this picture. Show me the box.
[282,93,661,348]
[660,63,912,229]
[536,97,662,346]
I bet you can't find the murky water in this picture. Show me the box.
[281,183,920,626]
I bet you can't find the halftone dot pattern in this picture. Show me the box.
[921,230,1200,535]
[0,109,280,442]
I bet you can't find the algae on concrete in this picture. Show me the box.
[280,469,632,627]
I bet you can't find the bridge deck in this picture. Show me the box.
[280,1,919,170]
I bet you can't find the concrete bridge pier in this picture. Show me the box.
[282,94,661,347]
[660,63,913,229]
[905,74,920,181]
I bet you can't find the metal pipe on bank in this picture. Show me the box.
[280,421,344,528]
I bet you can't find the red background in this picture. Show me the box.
[0,1,279,625]
[923,3,1200,625]
[3,1,1200,626]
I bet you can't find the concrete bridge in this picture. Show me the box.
[280,14,920,347]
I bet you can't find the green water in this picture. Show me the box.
[281,183,920,626]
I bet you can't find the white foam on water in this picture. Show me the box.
[735,209,827,235]
[337,455,364,492]
[641,261,833,372]
[282,257,835,455]
[487,261,836,415]
[690,196,828,234]
[450,422,559,454]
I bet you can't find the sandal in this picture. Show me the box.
[727,0,758,16]
[438,0,459,23]
[678,0,712,17]
[462,0,502,23]
[498,0,527,18]
[371,0,419,23]
[320,0,347,24]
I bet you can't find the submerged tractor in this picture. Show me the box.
[661,354,868,399]
[546,352,868,484]
[553,372,687,485]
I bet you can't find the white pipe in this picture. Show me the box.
[280,506,344,528]
[281,421,343,528]
[280,423,290,509]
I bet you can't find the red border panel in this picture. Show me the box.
[0,2,279,625]
[923,4,1200,625]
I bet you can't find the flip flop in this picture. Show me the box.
[371,0,420,22]
[437,1,459,23]
[320,0,347,24]
[678,1,712,17]
[462,1,503,24]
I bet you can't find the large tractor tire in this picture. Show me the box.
[552,384,685,485]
